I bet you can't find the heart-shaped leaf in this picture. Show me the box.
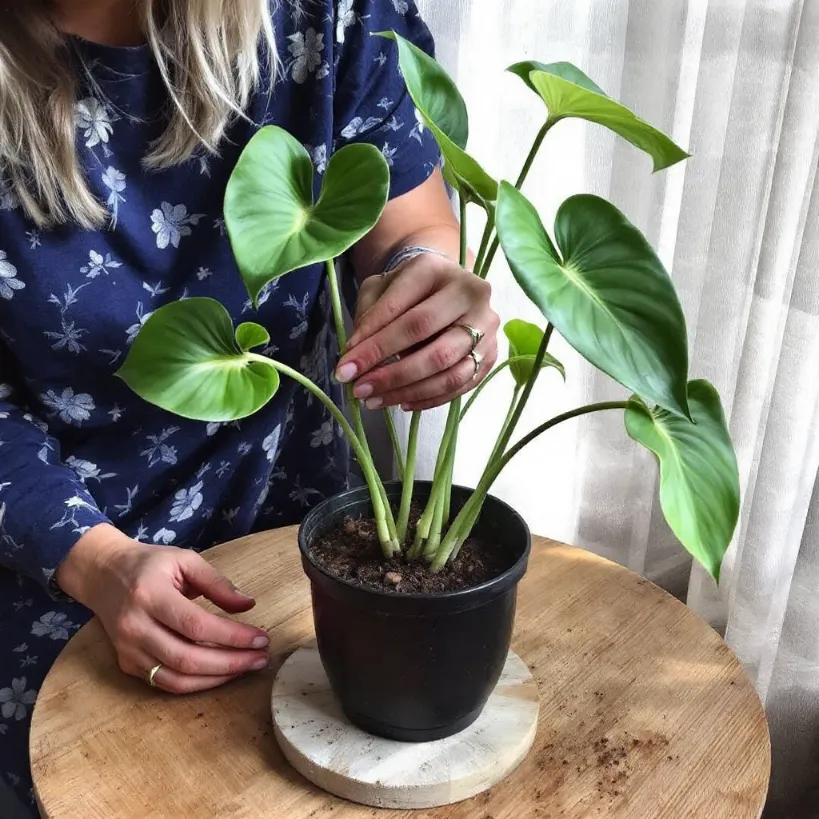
[376,30,497,205]
[503,319,565,386]
[224,126,390,305]
[117,298,280,422]
[508,60,689,172]
[496,182,690,418]
[625,380,740,581]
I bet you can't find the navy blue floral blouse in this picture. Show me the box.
[0,0,440,808]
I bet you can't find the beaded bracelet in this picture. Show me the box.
[382,245,451,274]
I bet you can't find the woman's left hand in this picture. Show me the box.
[335,253,499,412]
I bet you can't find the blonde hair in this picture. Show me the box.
[0,1,278,230]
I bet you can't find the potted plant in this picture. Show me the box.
[119,32,739,745]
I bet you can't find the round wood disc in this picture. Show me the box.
[271,645,539,809]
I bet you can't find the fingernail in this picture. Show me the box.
[353,382,374,399]
[401,404,411,412]
[251,657,268,670]
[346,334,360,350]
[365,397,383,410]
[336,362,358,383]
[229,581,253,597]
[252,634,269,649]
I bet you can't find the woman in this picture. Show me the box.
[0,0,499,809]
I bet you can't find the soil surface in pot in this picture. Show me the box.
[308,508,514,594]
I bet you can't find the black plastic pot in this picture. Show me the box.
[297,481,531,742]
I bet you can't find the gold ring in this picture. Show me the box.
[455,323,484,354]
[468,351,483,380]
[147,663,163,688]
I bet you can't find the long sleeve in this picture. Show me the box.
[0,346,110,595]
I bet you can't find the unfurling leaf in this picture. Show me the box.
[376,30,497,206]
[508,60,689,172]
[503,319,565,386]
[224,126,390,306]
[625,381,740,581]
[496,182,690,418]
[117,298,280,422]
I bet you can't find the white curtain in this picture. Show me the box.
[409,1,819,812]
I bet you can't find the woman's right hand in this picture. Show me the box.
[55,524,270,693]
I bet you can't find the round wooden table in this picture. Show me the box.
[30,529,771,818]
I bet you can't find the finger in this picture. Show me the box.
[364,340,496,410]
[400,359,496,412]
[338,284,474,383]
[345,264,441,351]
[125,650,244,695]
[139,620,268,677]
[151,586,270,650]
[352,325,473,400]
[178,552,256,614]
[352,275,389,326]
[351,308,499,400]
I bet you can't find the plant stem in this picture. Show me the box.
[253,355,399,555]
[410,396,461,557]
[446,385,519,564]
[489,385,522,461]
[477,118,556,280]
[473,218,493,276]
[459,195,469,269]
[325,260,399,551]
[442,424,457,525]
[432,401,629,571]
[459,356,532,419]
[384,410,405,480]
[411,193,471,558]
[396,410,420,543]
[486,325,554,466]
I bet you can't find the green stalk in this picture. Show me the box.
[441,384,519,564]
[476,118,556,280]
[484,325,554,470]
[409,396,461,556]
[460,357,531,420]
[432,401,629,571]
[410,193,470,557]
[324,260,399,551]
[252,355,399,555]
[384,410,405,480]
[396,410,421,543]
[441,423,457,525]
[472,218,493,276]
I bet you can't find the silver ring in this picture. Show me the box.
[456,323,484,354]
[468,351,483,380]
[147,663,163,688]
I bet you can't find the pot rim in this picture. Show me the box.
[297,481,531,603]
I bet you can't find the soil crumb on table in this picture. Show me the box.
[308,512,513,594]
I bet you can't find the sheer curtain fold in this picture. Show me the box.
[413,0,819,811]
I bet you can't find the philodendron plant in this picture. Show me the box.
[119,32,740,582]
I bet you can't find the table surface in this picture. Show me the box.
[30,528,771,819]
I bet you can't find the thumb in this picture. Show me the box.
[179,552,256,613]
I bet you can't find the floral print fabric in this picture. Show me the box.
[0,0,439,809]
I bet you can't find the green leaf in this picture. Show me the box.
[224,126,390,305]
[625,380,740,582]
[376,30,497,205]
[235,322,270,351]
[117,298,280,422]
[496,182,690,418]
[508,60,689,172]
[503,319,565,386]
[509,60,607,97]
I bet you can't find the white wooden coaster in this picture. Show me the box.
[271,644,539,810]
